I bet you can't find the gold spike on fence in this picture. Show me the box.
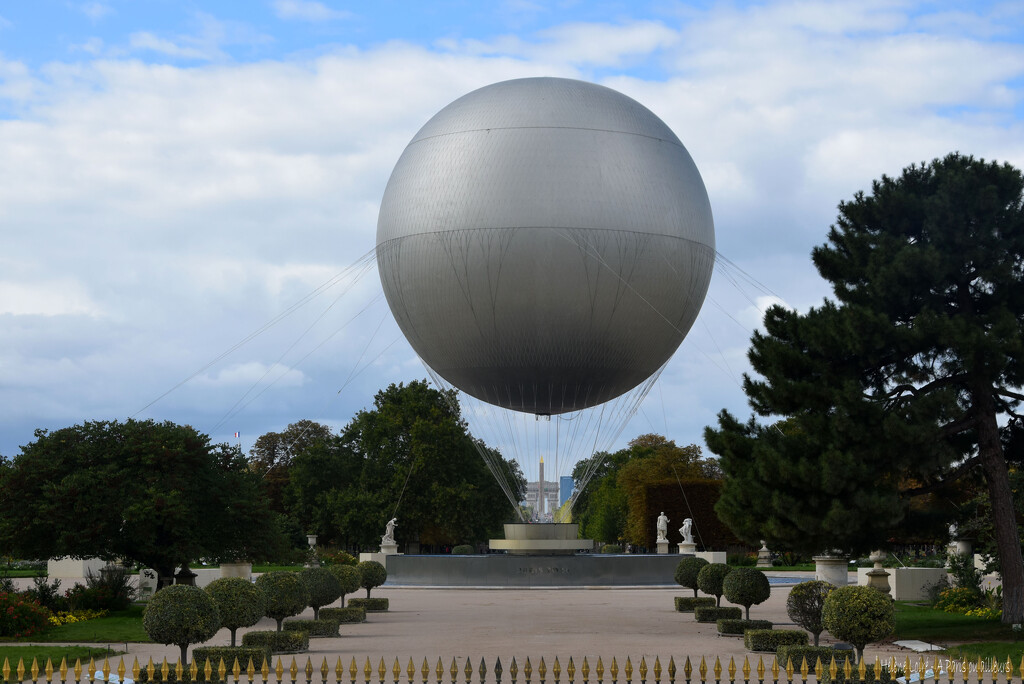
[0,655,1020,684]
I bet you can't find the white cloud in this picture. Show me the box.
[272,0,352,22]
[0,280,102,317]
[196,362,306,388]
[129,31,218,60]
[79,2,113,22]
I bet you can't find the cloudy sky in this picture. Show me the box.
[2,1,1023,483]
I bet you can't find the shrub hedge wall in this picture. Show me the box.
[693,606,742,623]
[743,629,808,652]
[240,630,309,654]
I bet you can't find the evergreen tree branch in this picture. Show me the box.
[900,455,983,496]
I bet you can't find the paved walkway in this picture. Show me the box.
[22,577,932,671]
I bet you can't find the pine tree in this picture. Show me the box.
[706,153,1024,622]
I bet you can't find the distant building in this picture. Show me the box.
[559,475,574,507]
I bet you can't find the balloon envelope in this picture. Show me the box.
[377,77,715,414]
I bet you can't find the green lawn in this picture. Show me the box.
[894,602,1013,642]
[32,606,150,644]
[0,569,46,579]
[0,646,119,672]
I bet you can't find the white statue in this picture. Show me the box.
[382,517,398,545]
[679,518,693,544]
[656,512,669,542]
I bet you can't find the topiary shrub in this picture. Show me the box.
[786,580,835,646]
[722,567,771,619]
[716,618,772,635]
[319,606,366,623]
[204,577,268,647]
[255,571,309,631]
[822,585,894,664]
[357,560,387,598]
[601,544,623,554]
[283,618,340,637]
[347,597,389,612]
[143,585,221,665]
[674,557,709,598]
[697,563,732,606]
[299,567,342,620]
[0,592,50,638]
[451,545,474,555]
[675,596,716,612]
[743,628,808,652]
[775,646,847,674]
[328,565,361,608]
[693,606,742,623]
[241,629,309,654]
[191,647,271,673]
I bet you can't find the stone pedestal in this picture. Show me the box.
[381,542,399,556]
[756,541,772,568]
[813,555,849,586]
[866,549,891,595]
[220,562,252,580]
[678,542,697,555]
[656,540,669,554]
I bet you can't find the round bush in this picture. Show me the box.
[601,544,623,554]
[143,585,221,665]
[255,571,310,631]
[204,577,268,647]
[328,565,361,607]
[722,567,771,619]
[675,557,709,597]
[357,560,387,598]
[822,585,894,663]
[299,567,342,619]
[0,592,50,638]
[786,580,835,646]
[696,562,732,606]
[451,545,474,555]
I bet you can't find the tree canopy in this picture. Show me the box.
[571,433,718,547]
[705,153,1024,621]
[284,381,525,549]
[0,419,286,587]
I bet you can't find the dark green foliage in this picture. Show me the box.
[696,563,732,606]
[786,580,835,646]
[240,630,309,654]
[357,561,386,598]
[191,648,271,673]
[674,557,709,597]
[78,566,135,611]
[347,597,388,612]
[24,576,65,612]
[0,419,287,588]
[705,154,1024,622]
[283,382,525,548]
[204,577,268,647]
[693,606,742,623]
[775,647,848,673]
[318,606,366,623]
[282,618,339,637]
[143,585,221,665]
[639,482,738,550]
[717,618,772,635]
[946,552,984,600]
[299,567,341,619]
[327,565,361,607]
[675,596,716,612]
[723,567,771,619]
[600,544,622,554]
[743,629,808,652]
[822,586,894,663]
[451,545,474,555]
[255,572,309,631]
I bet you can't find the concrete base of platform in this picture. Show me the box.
[383,553,689,586]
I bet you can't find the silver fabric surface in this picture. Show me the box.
[376,77,715,414]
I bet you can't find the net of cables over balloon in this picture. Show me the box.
[375,78,716,525]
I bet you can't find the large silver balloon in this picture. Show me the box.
[376,77,714,415]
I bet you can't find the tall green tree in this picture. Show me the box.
[248,419,334,514]
[0,419,286,587]
[706,153,1024,621]
[285,381,525,549]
